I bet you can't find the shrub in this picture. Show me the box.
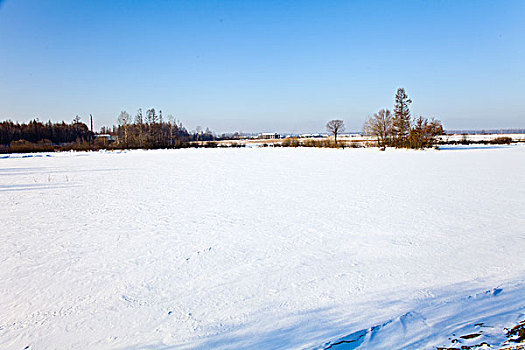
[490,137,512,145]
[281,137,300,147]
[8,140,36,153]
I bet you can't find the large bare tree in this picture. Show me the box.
[364,109,393,150]
[326,119,345,146]
[134,108,144,147]
[118,110,131,146]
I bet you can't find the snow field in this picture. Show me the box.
[1,146,524,349]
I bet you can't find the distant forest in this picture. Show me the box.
[0,109,216,153]
[0,119,92,146]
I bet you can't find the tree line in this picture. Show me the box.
[0,108,198,153]
[0,119,94,152]
[1,91,448,153]
[0,119,92,145]
[113,108,192,149]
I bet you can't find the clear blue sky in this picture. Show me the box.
[1,0,524,133]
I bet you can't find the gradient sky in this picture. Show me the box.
[1,0,524,133]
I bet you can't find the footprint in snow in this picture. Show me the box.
[185,247,213,262]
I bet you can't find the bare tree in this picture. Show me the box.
[72,115,82,133]
[134,108,144,147]
[167,114,174,146]
[326,120,345,146]
[118,110,131,146]
[134,108,143,125]
[146,108,157,124]
[364,109,393,150]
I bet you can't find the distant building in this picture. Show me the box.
[340,133,362,138]
[94,134,117,142]
[299,133,325,138]
[258,133,281,139]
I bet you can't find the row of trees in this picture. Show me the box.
[1,93,444,152]
[115,108,224,148]
[0,109,196,152]
[0,119,92,146]
[364,88,444,149]
[114,108,191,148]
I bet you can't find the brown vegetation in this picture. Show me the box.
[364,88,444,149]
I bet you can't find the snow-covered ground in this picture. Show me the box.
[1,146,524,349]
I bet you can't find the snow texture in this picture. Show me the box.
[1,146,524,349]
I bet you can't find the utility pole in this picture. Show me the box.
[90,114,94,150]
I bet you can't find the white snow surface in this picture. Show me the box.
[1,146,524,349]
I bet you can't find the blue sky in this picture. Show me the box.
[1,0,524,133]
